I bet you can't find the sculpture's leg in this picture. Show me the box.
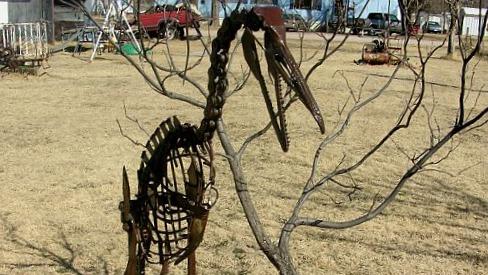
[188,252,197,275]
[160,262,170,275]
[124,230,138,275]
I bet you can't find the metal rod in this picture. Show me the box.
[29,23,33,56]
[2,26,6,48]
[18,25,22,56]
[91,3,114,61]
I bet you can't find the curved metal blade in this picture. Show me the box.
[242,28,290,151]
[264,28,326,134]
[122,166,138,275]
[122,166,131,224]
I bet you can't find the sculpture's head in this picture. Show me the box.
[242,7,325,152]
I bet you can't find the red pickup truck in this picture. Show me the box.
[138,4,201,40]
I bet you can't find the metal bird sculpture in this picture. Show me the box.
[119,5,325,275]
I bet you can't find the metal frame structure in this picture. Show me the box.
[0,21,49,60]
[90,0,140,61]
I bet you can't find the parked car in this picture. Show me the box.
[137,3,201,39]
[364,13,402,35]
[422,21,443,34]
[283,13,307,31]
[315,15,364,34]
[312,12,362,33]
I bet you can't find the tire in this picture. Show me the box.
[165,22,178,40]
[158,21,178,40]
[2,47,14,59]
[157,21,177,40]
[177,27,185,40]
[157,23,167,39]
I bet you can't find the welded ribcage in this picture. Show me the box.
[136,116,215,264]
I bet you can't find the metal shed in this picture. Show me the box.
[0,0,54,41]
[460,7,488,37]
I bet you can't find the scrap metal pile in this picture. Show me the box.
[119,5,325,275]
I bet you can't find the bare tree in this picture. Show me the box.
[66,0,488,274]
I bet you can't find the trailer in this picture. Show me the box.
[0,21,49,73]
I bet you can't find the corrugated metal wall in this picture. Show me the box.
[0,1,8,24]
[6,0,54,41]
[8,0,54,41]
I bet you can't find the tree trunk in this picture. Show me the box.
[447,1,460,56]
[212,0,220,27]
[447,16,457,55]
[447,34,455,55]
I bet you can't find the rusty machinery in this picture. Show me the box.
[119,4,325,275]
[360,37,402,65]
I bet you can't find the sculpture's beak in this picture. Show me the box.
[264,28,326,135]
[242,28,290,151]
[241,26,325,152]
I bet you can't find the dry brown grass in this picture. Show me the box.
[0,37,487,274]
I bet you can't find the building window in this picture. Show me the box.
[290,0,321,10]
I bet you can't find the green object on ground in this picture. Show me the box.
[121,43,140,55]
